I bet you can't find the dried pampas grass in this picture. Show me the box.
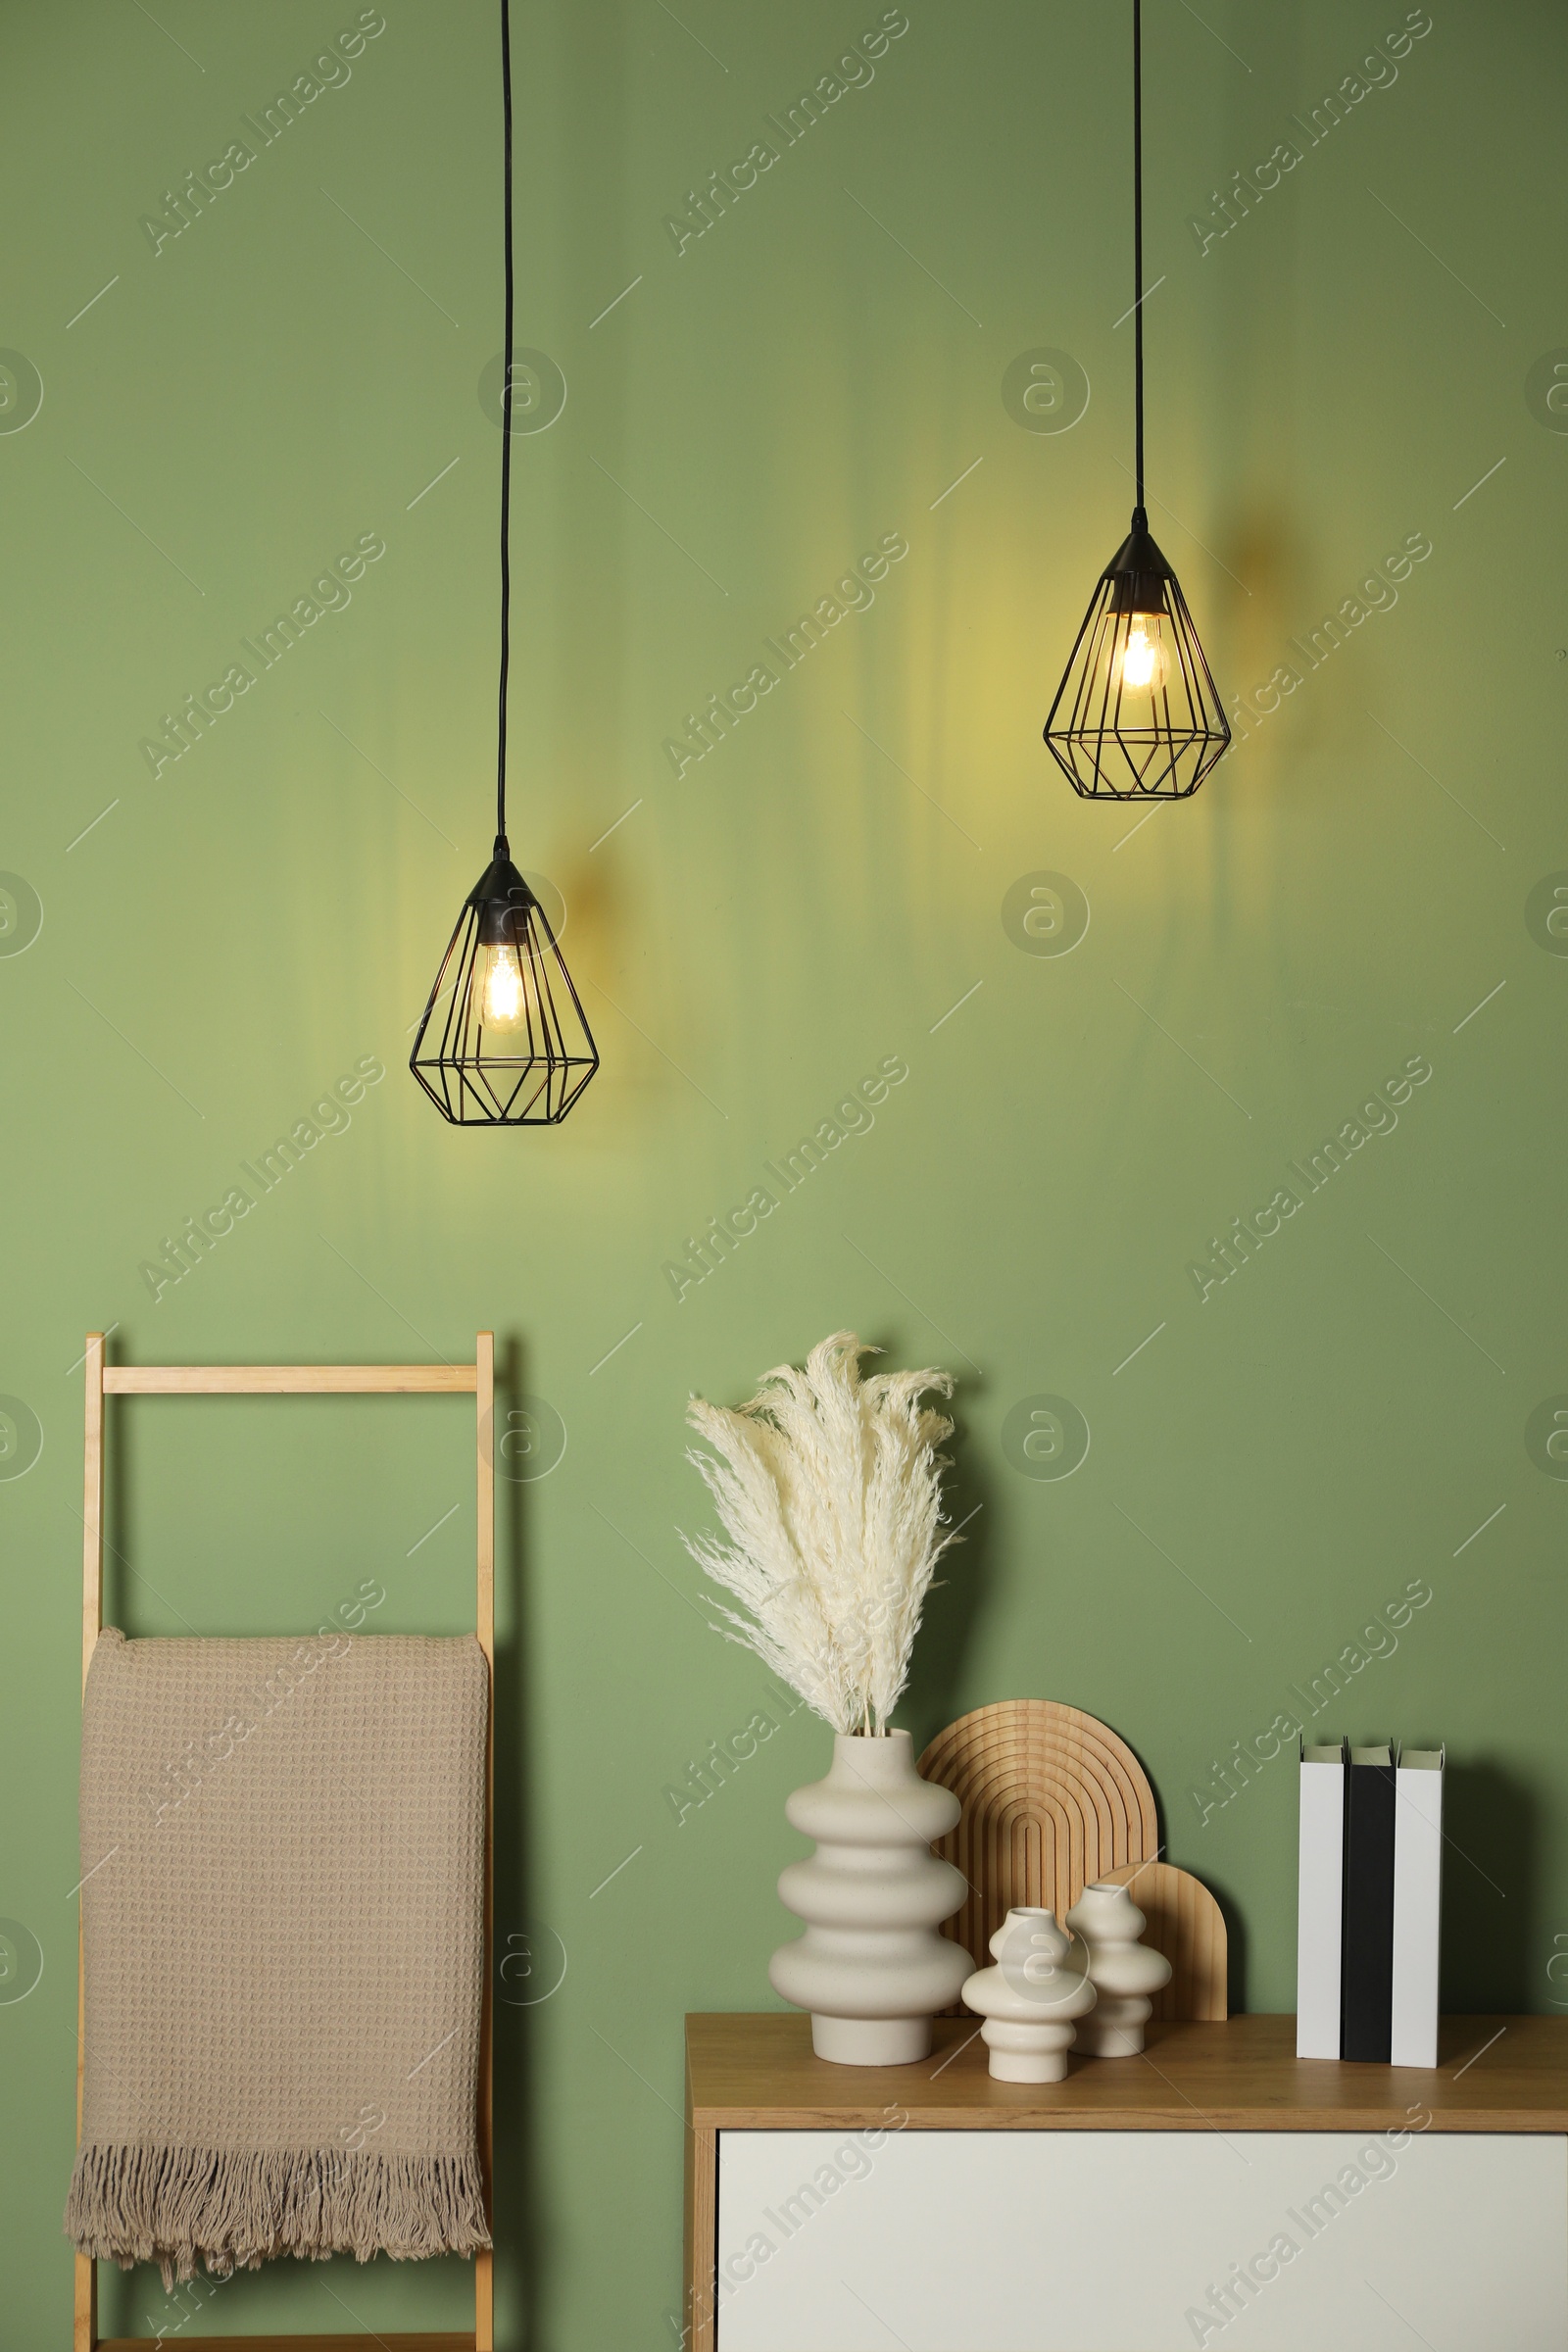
[681,1331,958,1736]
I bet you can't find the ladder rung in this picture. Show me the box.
[100,2334,476,2351]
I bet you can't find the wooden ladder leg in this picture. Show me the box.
[72,2256,95,2352]
[75,1332,105,2352]
[475,1332,495,2352]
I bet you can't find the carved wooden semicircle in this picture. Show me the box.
[1101,1858,1228,2023]
[918,1699,1160,1996]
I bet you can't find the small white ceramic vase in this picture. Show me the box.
[769,1729,973,2065]
[1064,1880,1172,2056]
[960,1907,1098,2082]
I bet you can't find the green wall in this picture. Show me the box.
[2,0,1564,2340]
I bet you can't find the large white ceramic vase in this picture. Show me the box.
[769,1729,973,2064]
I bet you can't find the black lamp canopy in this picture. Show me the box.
[409,0,599,1124]
[1043,0,1230,802]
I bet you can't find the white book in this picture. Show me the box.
[1297,1739,1346,2059]
[1391,1744,1445,2068]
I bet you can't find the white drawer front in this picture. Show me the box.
[714,2127,1567,2350]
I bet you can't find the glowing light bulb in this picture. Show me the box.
[476,943,526,1030]
[1117,614,1165,691]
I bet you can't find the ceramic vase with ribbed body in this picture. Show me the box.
[1064,1880,1172,2056]
[769,1729,973,2064]
[961,1907,1098,2082]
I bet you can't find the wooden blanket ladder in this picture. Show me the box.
[75,1333,497,2352]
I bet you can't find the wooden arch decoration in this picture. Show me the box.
[1101,1860,1228,2022]
[918,1699,1159,1995]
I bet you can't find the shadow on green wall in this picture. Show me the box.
[1441,1761,1540,2014]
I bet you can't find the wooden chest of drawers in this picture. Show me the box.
[685,2012,1568,2351]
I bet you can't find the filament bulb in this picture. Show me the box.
[476,943,526,1030]
[1117,613,1165,691]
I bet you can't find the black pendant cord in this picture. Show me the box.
[1132,0,1145,521]
[495,0,514,851]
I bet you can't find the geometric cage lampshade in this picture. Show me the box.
[410,844,599,1126]
[1043,510,1230,802]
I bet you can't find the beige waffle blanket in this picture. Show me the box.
[65,1627,490,2285]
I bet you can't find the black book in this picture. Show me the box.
[1341,1742,1396,2061]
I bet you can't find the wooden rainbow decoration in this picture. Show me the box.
[918,1699,1226,2021]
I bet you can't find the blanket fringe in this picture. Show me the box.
[65,2142,492,2288]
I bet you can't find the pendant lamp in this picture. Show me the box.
[1043,0,1230,802]
[410,0,599,1125]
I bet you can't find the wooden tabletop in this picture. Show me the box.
[686,2012,1568,2133]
